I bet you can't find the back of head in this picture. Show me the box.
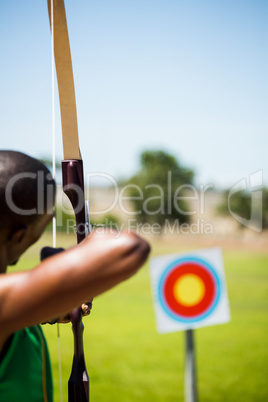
[0,150,56,231]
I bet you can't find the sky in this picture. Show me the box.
[0,0,267,190]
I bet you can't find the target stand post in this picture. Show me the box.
[150,249,231,401]
[184,329,197,402]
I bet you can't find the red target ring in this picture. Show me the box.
[163,262,216,318]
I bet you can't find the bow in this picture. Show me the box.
[47,0,90,400]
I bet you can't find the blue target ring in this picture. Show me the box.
[158,257,222,323]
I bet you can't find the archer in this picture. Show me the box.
[0,150,150,401]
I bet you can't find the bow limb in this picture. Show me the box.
[47,1,89,401]
[47,0,81,160]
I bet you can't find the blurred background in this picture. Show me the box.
[0,0,267,188]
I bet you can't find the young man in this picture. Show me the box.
[0,150,150,401]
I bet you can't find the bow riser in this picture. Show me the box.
[68,309,89,402]
[62,160,90,402]
[62,160,87,244]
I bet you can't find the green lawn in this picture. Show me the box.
[11,233,268,401]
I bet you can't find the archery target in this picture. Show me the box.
[150,248,230,333]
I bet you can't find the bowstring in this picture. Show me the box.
[51,1,63,401]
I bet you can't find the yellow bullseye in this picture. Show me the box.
[173,274,205,306]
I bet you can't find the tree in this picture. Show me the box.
[125,150,194,227]
[217,187,268,230]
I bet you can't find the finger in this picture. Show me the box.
[81,303,92,316]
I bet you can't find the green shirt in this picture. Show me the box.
[0,325,53,402]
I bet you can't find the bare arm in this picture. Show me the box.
[0,230,150,350]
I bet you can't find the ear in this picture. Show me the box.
[9,227,28,244]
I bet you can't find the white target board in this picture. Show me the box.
[150,248,230,333]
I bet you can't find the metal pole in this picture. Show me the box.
[184,329,198,402]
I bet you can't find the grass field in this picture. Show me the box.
[11,233,268,401]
